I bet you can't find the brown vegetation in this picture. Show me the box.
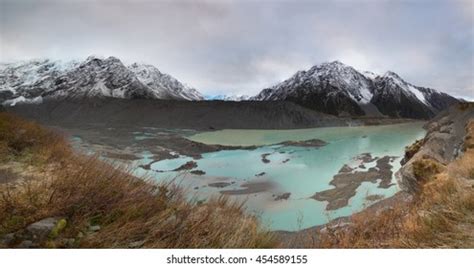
[403,138,424,163]
[412,157,444,183]
[0,112,274,248]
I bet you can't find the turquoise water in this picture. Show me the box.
[129,122,425,231]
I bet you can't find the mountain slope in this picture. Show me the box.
[5,98,352,130]
[0,56,203,105]
[128,63,202,100]
[253,61,460,119]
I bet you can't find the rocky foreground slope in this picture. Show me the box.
[0,56,203,105]
[398,102,474,193]
[253,61,460,119]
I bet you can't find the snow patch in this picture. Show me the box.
[407,84,428,105]
[2,96,43,106]
[358,84,373,104]
[361,71,378,80]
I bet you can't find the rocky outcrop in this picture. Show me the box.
[397,103,474,193]
[0,217,69,248]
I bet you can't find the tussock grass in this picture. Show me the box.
[0,113,71,164]
[412,157,444,183]
[404,139,424,162]
[315,120,474,248]
[0,112,274,248]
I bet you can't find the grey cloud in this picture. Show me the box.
[0,0,473,99]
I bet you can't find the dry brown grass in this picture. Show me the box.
[0,112,275,248]
[0,113,71,164]
[404,139,424,162]
[412,157,444,183]
[315,120,474,248]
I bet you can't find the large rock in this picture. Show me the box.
[26,217,60,240]
[397,103,474,193]
[0,217,68,248]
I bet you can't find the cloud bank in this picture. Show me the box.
[1,0,473,99]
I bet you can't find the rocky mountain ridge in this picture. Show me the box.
[253,61,460,119]
[0,56,203,106]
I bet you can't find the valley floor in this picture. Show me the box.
[5,98,417,130]
[1,103,473,248]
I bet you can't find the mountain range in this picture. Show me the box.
[0,56,203,106]
[0,57,460,119]
[252,61,459,119]
[207,94,251,101]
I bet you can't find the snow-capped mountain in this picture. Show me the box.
[128,63,202,100]
[208,94,251,101]
[252,61,459,119]
[0,56,203,106]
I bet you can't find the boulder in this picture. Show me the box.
[17,240,34,248]
[88,225,101,232]
[26,217,60,240]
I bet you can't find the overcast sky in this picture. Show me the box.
[1,0,473,99]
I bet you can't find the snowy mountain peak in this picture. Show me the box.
[253,61,459,119]
[128,63,203,100]
[309,60,356,75]
[0,56,203,105]
[382,70,405,81]
[321,60,346,67]
[255,60,375,106]
[361,71,378,80]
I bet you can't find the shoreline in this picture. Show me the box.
[273,191,413,247]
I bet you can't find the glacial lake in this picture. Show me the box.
[105,122,426,231]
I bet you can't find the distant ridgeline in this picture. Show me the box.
[1,57,460,119]
[251,61,460,119]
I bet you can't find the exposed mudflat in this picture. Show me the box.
[311,153,397,210]
[220,181,276,195]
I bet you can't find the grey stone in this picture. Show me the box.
[128,240,145,248]
[17,240,34,248]
[161,215,177,226]
[3,233,15,240]
[88,225,101,232]
[62,238,76,248]
[77,232,84,239]
[0,233,15,246]
[26,217,59,240]
[439,125,452,134]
